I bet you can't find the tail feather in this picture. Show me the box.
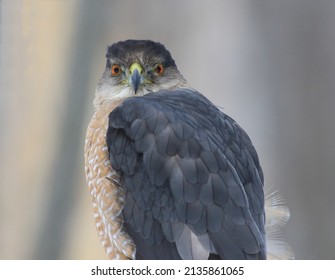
[265,187,295,260]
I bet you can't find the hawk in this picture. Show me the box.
[84,40,290,260]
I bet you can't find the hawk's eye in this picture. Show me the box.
[154,64,164,76]
[111,64,121,76]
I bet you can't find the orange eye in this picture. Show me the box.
[154,64,164,75]
[111,64,121,76]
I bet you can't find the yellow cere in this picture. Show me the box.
[129,62,143,75]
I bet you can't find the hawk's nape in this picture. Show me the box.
[84,39,292,260]
[107,89,266,260]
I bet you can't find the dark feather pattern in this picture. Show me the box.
[107,89,266,259]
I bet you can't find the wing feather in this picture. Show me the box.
[107,89,266,259]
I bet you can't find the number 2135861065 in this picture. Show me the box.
[184,266,244,276]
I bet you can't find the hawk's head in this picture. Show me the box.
[95,40,187,107]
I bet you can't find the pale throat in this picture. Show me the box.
[94,75,189,109]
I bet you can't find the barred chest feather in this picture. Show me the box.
[84,99,136,259]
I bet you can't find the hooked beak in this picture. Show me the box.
[129,62,143,94]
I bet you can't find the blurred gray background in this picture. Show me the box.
[1,0,334,259]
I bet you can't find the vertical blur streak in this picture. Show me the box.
[251,1,335,259]
[32,1,112,259]
[1,0,25,259]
